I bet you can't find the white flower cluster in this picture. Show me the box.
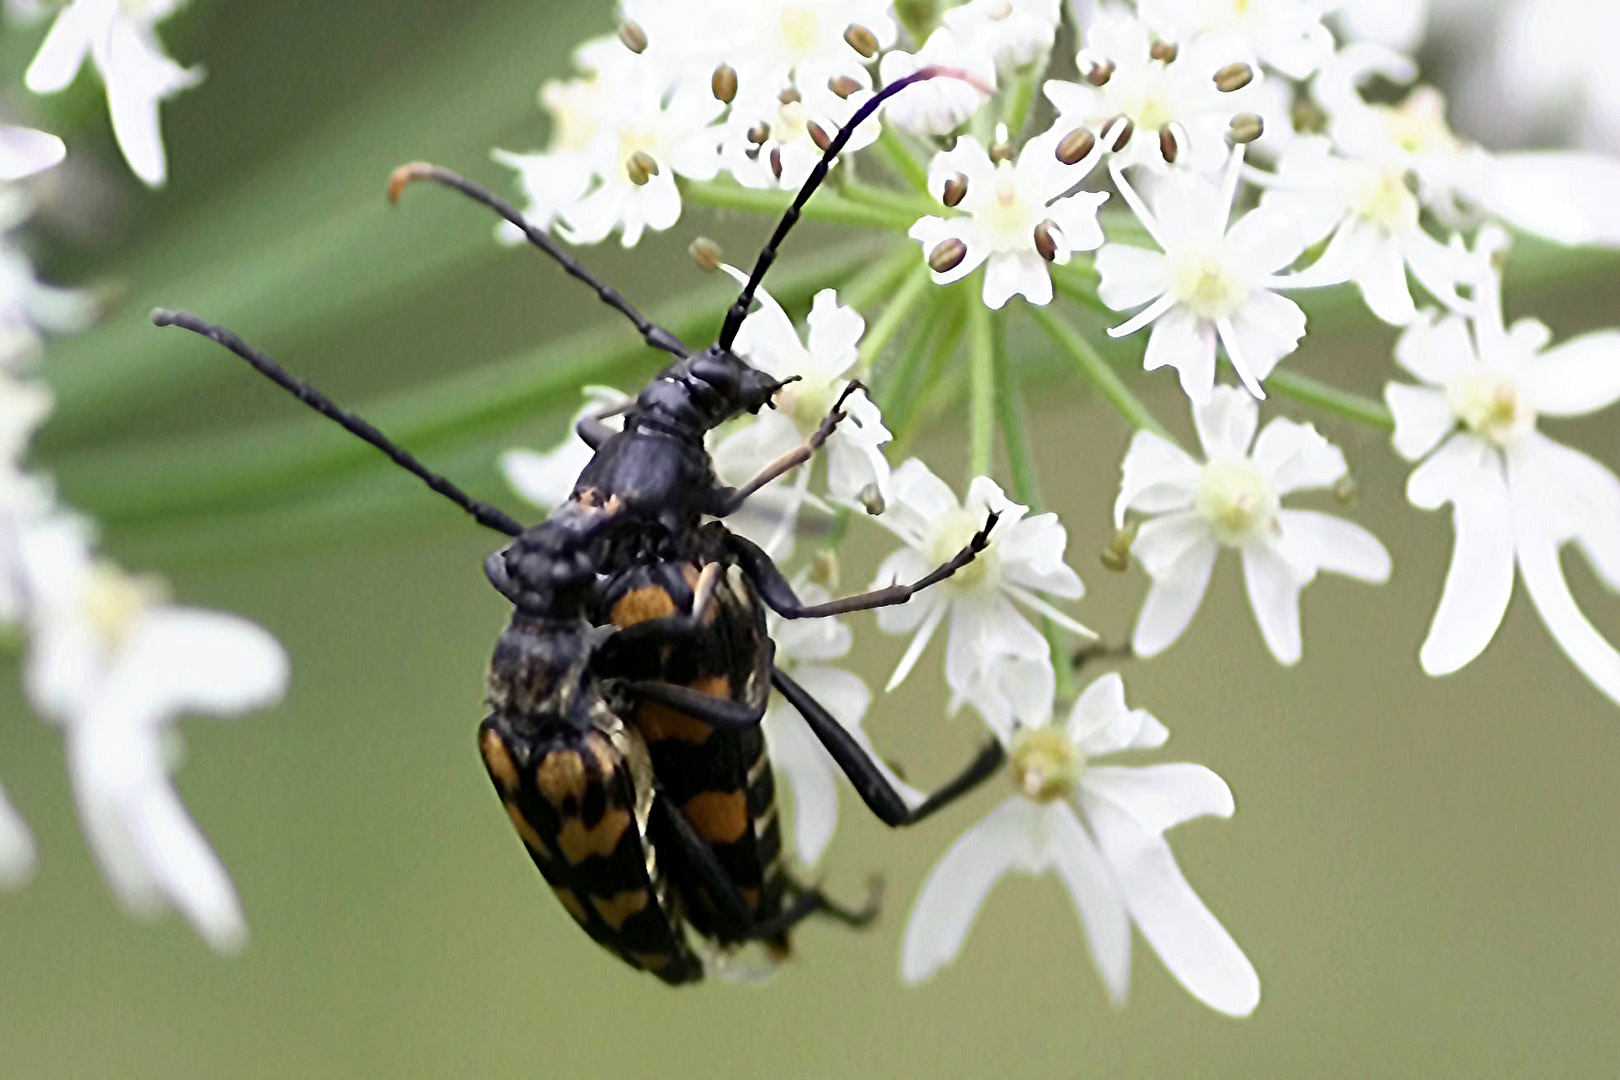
[0,138,287,950]
[494,0,1620,1014]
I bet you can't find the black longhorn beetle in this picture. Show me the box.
[151,68,1007,980]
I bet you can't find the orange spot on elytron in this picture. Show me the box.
[480,728,520,793]
[683,790,750,845]
[552,887,590,923]
[503,800,551,859]
[536,750,587,805]
[591,889,650,929]
[610,586,678,628]
[628,950,671,971]
[557,809,631,863]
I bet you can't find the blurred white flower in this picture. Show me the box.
[21,0,204,187]
[1139,0,1334,79]
[1097,147,1314,401]
[20,513,289,951]
[714,274,892,507]
[948,652,1055,744]
[720,62,879,191]
[763,579,922,866]
[0,238,97,369]
[871,459,1091,696]
[501,385,630,512]
[941,0,1062,74]
[1256,136,1467,325]
[877,27,997,137]
[910,128,1109,310]
[555,52,724,247]
[0,780,36,888]
[0,124,65,181]
[1116,386,1391,664]
[1386,230,1620,703]
[901,672,1260,1016]
[1044,10,1262,173]
[709,0,896,97]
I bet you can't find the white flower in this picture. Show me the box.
[901,672,1260,1016]
[763,580,922,866]
[1385,230,1620,703]
[500,386,630,512]
[1097,147,1314,401]
[1256,136,1467,325]
[720,62,880,191]
[1138,0,1335,79]
[941,0,1063,74]
[715,273,892,506]
[1044,10,1262,173]
[22,0,204,187]
[949,652,1055,744]
[710,0,897,96]
[0,123,65,181]
[20,514,289,950]
[0,237,96,369]
[556,52,724,247]
[1494,0,1620,154]
[877,27,997,137]
[909,129,1109,310]
[1116,386,1392,664]
[871,460,1091,696]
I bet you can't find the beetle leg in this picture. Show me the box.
[622,680,766,728]
[771,666,1006,827]
[595,563,725,667]
[575,398,635,451]
[725,512,1000,619]
[774,874,883,930]
[651,796,757,936]
[705,382,868,516]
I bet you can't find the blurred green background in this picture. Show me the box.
[2,2,1620,1076]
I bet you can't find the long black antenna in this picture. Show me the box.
[151,309,526,537]
[718,66,989,350]
[387,163,690,359]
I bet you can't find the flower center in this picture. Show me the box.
[1170,248,1250,321]
[615,128,663,184]
[1195,457,1279,544]
[1377,88,1463,157]
[83,560,167,648]
[774,98,808,143]
[1447,371,1536,447]
[777,375,837,435]
[778,6,822,57]
[1348,165,1419,234]
[925,509,999,593]
[975,164,1037,251]
[1009,727,1083,803]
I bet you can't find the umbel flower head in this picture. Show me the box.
[901,673,1260,1017]
[1116,387,1391,665]
[1386,229,1620,703]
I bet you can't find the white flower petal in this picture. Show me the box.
[1096,245,1168,312]
[763,703,842,867]
[93,609,289,730]
[1277,510,1392,584]
[944,594,1050,694]
[1516,331,1620,417]
[1354,231,1419,327]
[983,250,1052,310]
[1509,434,1620,592]
[1241,539,1307,666]
[1221,292,1307,385]
[126,775,248,951]
[1080,785,1259,1016]
[1191,386,1261,460]
[0,125,65,181]
[1115,430,1201,526]
[1046,802,1131,1005]
[872,548,939,635]
[1066,672,1166,757]
[1481,152,1620,248]
[1250,417,1347,495]
[900,797,1041,983]
[1132,535,1219,658]
[23,0,96,93]
[884,596,948,692]
[1394,311,1476,387]
[997,513,1085,599]
[1144,306,1218,405]
[1082,764,1235,834]
[1409,438,1516,676]
[102,18,203,187]
[1386,383,1457,462]
[0,781,36,889]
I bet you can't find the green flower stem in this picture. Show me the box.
[55,240,884,526]
[1003,71,1037,136]
[680,177,915,231]
[1048,259,1113,317]
[858,262,932,371]
[991,312,1076,703]
[839,241,923,311]
[1027,303,1177,444]
[841,178,942,221]
[1266,369,1395,432]
[967,297,996,480]
[876,126,932,196]
[872,286,951,411]
[889,297,966,450]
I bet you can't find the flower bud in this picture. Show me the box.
[688,237,724,272]
[857,483,886,516]
[1101,522,1138,572]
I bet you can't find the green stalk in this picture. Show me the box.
[1003,71,1037,136]
[679,177,916,231]
[1026,303,1176,444]
[991,312,1075,703]
[967,297,995,479]
[840,241,922,311]
[876,126,931,195]
[891,298,966,451]
[1048,259,1113,317]
[872,286,950,409]
[857,263,932,371]
[840,179,942,221]
[1267,370,1395,432]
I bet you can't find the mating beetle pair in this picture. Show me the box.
[154,68,1003,983]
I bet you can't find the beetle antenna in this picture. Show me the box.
[718,66,991,351]
[151,308,526,537]
[387,163,691,359]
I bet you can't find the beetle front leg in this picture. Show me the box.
[705,381,868,516]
